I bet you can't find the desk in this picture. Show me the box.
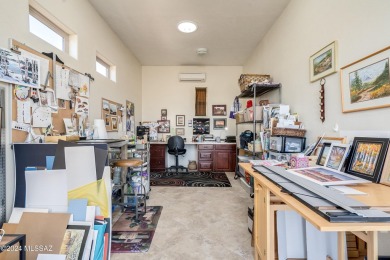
[150,142,236,172]
[241,163,390,260]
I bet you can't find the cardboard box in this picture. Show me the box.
[45,135,80,143]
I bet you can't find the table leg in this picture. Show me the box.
[338,231,346,260]
[366,231,378,260]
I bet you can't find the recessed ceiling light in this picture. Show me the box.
[177,21,197,33]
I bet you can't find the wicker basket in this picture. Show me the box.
[238,74,271,92]
[271,127,306,137]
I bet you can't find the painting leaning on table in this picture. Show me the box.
[348,58,390,104]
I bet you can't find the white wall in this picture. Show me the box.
[244,0,390,143]
[0,0,141,218]
[142,66,242,141]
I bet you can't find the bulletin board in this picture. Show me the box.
[9,39,90,143]
[101,98,123,132]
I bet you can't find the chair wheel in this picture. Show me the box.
[146,196,149,199]
[250,193,254,198]
[234,175,239,180]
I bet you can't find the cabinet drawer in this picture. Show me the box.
[198,161,213,171]
[215,144,236,150]
[198,144,214,150]
[199,152,213,160]
[150,146,165,157]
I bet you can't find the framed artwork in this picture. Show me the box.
[157,120,170,133]
[161,116,167,120]
[379,146,390,186]
[309,41,337,82]
[316,142,332,166]
[324,143,350,171]
[176,128,185,136]
[345,137,390,183]
[212,105,227,116]
[59,225,89,260]
[340,45,390,113]
[287,166,368,186]
[161,109,167,116]
[176,115,185,126]
[111,116,118,131]
[213,118,226,129]
[312,136,347,156]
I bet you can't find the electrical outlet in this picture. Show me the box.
[12,121,30,132]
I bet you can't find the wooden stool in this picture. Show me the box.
[112,159,145,220]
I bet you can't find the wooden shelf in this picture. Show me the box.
[237,83,281,98]
[236,120,263,125]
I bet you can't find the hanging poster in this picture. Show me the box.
[126,100,135,136]
[0,47,40,88]
[75,96,89,116]
[78,74,90,97]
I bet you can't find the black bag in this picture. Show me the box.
[240,130,253,149]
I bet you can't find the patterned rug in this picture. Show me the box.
[150,171,232,187]
[111,206,162,253]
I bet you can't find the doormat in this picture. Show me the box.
[150,171,232,187]
[111,206,162,253]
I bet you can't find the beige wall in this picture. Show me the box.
[244,0,390,143]
[142,66,242,140]
[0,0,141,217]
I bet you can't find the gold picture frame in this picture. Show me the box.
[340,45,390,113]
[309,41,337,82]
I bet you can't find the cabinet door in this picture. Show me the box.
[213,150,233,172]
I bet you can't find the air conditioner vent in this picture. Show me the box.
[178,73,206,82]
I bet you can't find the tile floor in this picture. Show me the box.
[111,172,254,260]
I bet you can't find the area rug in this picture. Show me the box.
[150,171,232,187]
[111,206,163,253]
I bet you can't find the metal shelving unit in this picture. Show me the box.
[234,83,281,194]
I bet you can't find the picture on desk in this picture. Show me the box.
[345,137,390,183]
[111,116,118,130]
[323,143,350,171]
[288,166,369,186]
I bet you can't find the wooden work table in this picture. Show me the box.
[241,163,390,260]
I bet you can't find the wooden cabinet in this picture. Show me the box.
[198,143,236,172]
[198,144,214,171]
[150,144,166,171]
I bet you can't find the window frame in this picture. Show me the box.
[96,57,110,78]
[29,6,69,52]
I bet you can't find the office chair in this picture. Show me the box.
[167,136,188,173]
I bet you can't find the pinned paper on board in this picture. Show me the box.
[78,74,90,97]
[32,104,52,128]
[56,65,71,100]
[20,49,49,87]
[75,96,89,116]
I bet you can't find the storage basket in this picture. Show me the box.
[271,127,306,137]
[238,74,271,92]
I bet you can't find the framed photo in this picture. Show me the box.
[176,115,185,126]
[161,109,167,116]
[157,120,170,133]
[111,116,118,131]
[340,45,390,113]
[213,118,226,129]
[161,116,167,120]
[310,41,337,82]
[345,137,390,183]
[212,105,227,116]
[324,143,350,171]
[379,146,390,186]
[60,225,90,260]
[316,142,332,166]
[287,166,368,186]
[176,128,185,136]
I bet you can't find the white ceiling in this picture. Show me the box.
[88,0,290,66]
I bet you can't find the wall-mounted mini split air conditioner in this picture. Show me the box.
[178,73,206,82]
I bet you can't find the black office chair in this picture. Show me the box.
[167,136,188,173]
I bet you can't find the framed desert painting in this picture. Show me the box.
[340,45,390,113]
[310,41,337,82]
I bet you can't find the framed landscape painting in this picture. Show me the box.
[345,137,390,183]
[324,143,350,171]
[340,45,390,113]
[310,41,337,82]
